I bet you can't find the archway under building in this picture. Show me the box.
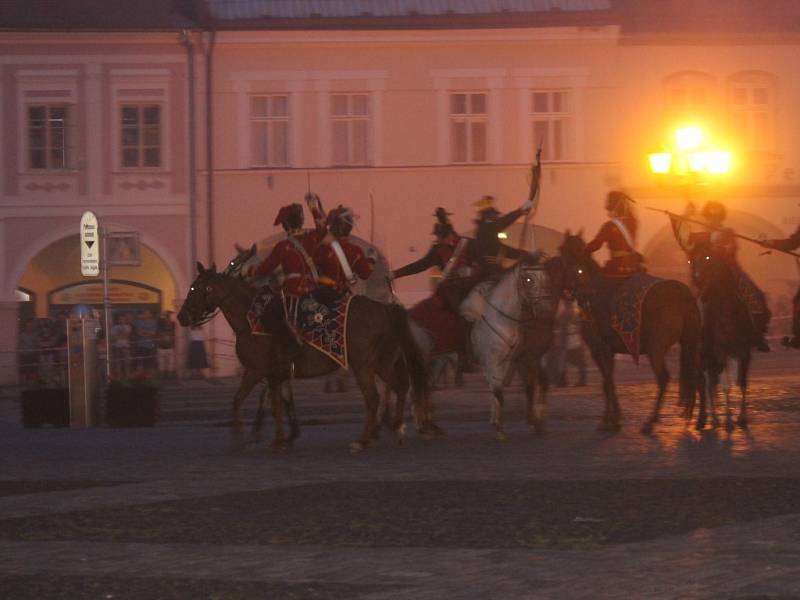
[16,234,179,331]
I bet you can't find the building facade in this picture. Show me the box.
[2,0,800,381]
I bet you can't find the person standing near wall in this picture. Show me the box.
[187,324,209,379]
[157,311,177,379]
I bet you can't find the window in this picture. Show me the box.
[450,92,487,163]
[27,104,72,169]
[331,93,369,166]
[663,71,715,120]
[531,91,568,161]
[250,95,289,166]
[120,104,161,168]
[727,72,776,153]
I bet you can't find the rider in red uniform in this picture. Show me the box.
[313,205,375,302]
[584,190,643,278]
[248,194,327,357]
[690,201,771,352]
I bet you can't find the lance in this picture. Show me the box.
[643,206,800,259]
[368,189,399,301]
[519,137,543,252]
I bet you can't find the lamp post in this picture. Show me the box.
[648,126,732,186]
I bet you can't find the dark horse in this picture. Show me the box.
[177,262,432,451]
[558,232,705,433]
[689,242,755,430]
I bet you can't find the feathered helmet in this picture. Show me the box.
[605,190,633,217]
[701,201,726,222]
[327,205,355,237]
[432,207,454,237]
[274,203,304,231]
[473,195,500,220]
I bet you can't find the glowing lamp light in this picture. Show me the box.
[706,150,732,174]
[497,232,508,239]
[687,151,708,173]
[676,126,704,151]
[648,152,672,174]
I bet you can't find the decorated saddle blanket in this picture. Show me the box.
[607,273,664,364]
[409,295,465,356]
[247,289,351,368]
[731,268,768,322]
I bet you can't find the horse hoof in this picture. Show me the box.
[430,423,446,437]
[737,418,749,430]
[725,420,735,433]
[640,422,654,435]
[495,431,509,442]
[349,441,368,453]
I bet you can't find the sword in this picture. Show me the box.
[519,137,543,252]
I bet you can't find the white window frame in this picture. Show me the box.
[727,72,777,154]
[330,92,370,167]
[449,91,488,164]
[118,103,163,170]
[249,94,290,167]
[530,90,569,162]
[26,103,74,170]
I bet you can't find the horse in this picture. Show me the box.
[558,231,705,433]
[689,242,755,430]
[460,255,564,440]
[177,262,433,452]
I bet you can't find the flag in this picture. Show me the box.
[669,212,694,253]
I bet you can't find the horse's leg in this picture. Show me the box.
[251,382,268,443]
[524,357,546,434]
[591,346,620,431]
[642,346,670,435]
[266,376,288,451]
[492,385,508,442]
[350,366,381,452]
[283,376,301,443]
[377,357,409,445]
[722,357,737,432]
[707,367,721,429]
[231,370,261,447]
[736,351,752,429]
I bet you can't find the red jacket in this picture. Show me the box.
[252,208,327,296]
[314,237,375,293]
[585,216,640,277]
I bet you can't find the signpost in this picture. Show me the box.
[80,211,100,277]
[80,211,111,381]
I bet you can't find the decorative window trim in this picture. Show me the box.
[448,91,489,164]
[111,84,169,173]
[17,82,79,174]
[726,71,778,154]
[249,94,290,167]
[513,69,587,163]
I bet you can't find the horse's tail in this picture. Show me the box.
[387,303,430,407]
[679,288,703,418]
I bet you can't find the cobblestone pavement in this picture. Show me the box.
[1,351,799,599]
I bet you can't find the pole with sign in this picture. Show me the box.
[80,211,111,381]
[80,211,100,276]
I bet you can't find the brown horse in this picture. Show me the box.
[177,262,433,451]
[558,232,705,433]
[689,242,755,430]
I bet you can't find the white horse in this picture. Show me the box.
[461,260,559,440]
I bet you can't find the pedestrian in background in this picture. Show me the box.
[187,325,209,379]
[157,310,177,379]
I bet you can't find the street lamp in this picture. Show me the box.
[648,125,732,181]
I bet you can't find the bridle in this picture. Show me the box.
[185,273,238,327]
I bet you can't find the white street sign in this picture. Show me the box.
[80,211,100,276]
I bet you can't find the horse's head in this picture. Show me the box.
[177,262,233,327]
[516,254,556,315]
[557,229,594,299]
[687,241,731,293]
[223,243,257,278]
